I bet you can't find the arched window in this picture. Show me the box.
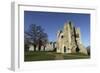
[61,35,64,39]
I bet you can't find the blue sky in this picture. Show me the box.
[24,11,90,47]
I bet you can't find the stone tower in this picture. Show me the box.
[56,21,87,54]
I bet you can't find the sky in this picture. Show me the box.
[24,11,90,47]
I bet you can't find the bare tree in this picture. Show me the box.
[24,24,48,51]
[41,33,48,51]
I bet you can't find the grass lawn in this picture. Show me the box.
[63,53,90,59]
[24,51,55,61]
[24,51,90,61]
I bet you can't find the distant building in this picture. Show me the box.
[28,42,56,51]
[56,21,87,54]
[45,42,56,51]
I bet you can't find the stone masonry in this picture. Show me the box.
[56,21,87,54]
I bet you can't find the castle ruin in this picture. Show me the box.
[28,21,88,55]
[56,21,87,54]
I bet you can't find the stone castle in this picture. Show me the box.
[56,21,87,54]
[29,21,88,54]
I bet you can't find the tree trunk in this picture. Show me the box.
[38,45,41,51]
[34,44,36,51]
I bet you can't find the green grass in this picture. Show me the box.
[63,53,90,59]
[24,51,90,61]
[24,51,55,61]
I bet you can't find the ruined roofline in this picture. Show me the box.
[57,21,81,38]
[64,21,75,29]
[64,21,74,25]
[64,21,81,31]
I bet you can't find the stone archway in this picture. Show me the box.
[64,46,66,53]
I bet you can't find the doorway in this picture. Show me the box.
[64,46,66,52]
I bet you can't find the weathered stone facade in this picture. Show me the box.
[56,21,87,54]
